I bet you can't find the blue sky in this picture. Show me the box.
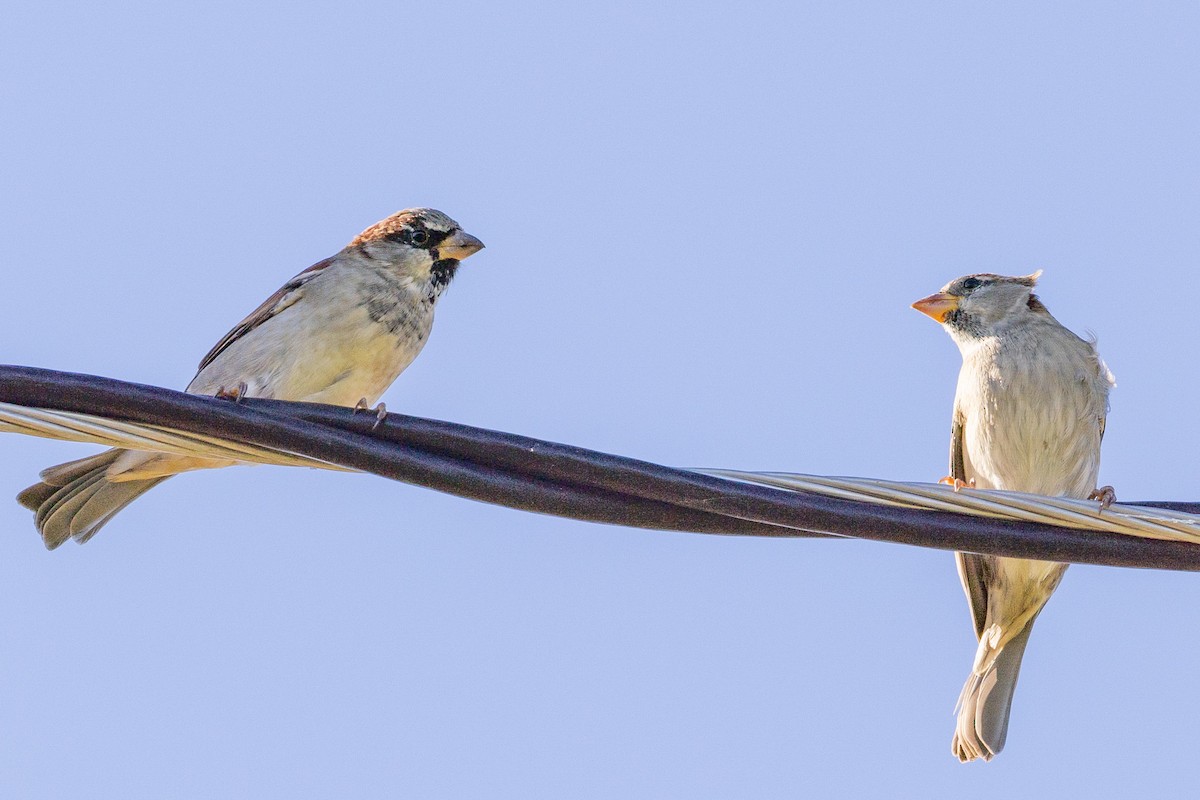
[1,1,1198,797]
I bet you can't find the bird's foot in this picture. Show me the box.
[1089,485,1117,511]
[939,476,975,492]
[354,398,388,430]
[215,382,249,403]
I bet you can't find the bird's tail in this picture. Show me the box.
[17,450,169,549]
[951,621,1035,762]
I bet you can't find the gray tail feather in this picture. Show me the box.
[951,622,1035,762]
[16,450,168,549]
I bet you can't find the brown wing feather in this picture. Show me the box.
[956,552,990,639]
[195,257,334,373]
[949,408,966,485]
[950,407,990,639]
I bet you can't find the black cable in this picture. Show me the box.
[2,365,1198,571]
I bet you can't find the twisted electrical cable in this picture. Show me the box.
[1,365,1198,570]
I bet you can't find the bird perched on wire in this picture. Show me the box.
[912,271,1114,762]
[17,207,484,549]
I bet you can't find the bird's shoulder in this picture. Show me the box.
[1012,313,1114,390]
[978,311,1101,373]
[195,255,339,374]
[954,311,1112,423]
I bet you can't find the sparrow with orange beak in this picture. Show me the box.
[912,271,1115,762]
[18,208,484,548]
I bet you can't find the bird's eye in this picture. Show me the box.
[960,277,982,292]
[409,229,429,245]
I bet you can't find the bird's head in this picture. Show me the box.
[912,271,1044,339]
[347,207,485,293]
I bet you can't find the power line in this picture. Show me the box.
[2,365,1198,570]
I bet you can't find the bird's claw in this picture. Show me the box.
[1089,485,1117,512]
[939,476,975,492]
[215,382,248,403]
[354,398,388,430]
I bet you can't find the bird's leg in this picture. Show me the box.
[939,476,976,491]
[215,382,249,403]
[354,398,388,430]
[1089,485,1117,511]
[372,402,388,430]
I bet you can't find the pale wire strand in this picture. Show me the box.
[5,401,1200,545]
[700,470,1200,544]
[0,403,346,471]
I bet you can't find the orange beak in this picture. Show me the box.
[911,292,959,323]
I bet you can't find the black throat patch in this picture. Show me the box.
[944,308,985,338]
[429,258,460,296]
